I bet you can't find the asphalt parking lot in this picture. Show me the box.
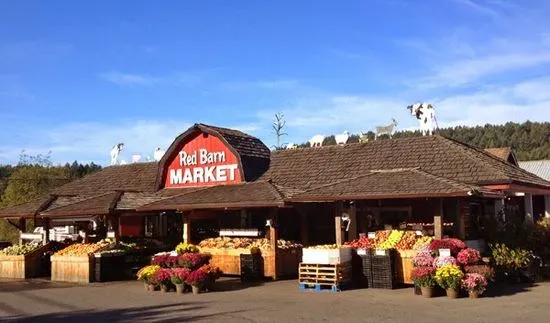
[1,278,549,322]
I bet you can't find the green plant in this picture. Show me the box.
[435,265,464,290]
[490,243,532,273]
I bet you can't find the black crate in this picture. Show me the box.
[358,249,374,288]
[370,249,396,289]
[240,253,264,281]
[94,253,126,282]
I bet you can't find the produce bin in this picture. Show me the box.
[51,255,95,283]
[0,244,51,279]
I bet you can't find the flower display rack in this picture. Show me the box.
[298,261,352,292]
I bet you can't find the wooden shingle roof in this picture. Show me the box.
[260,135,550,190]
[40,192,121,217]
[290,168,502,201]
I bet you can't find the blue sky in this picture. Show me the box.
[1,0,550,165]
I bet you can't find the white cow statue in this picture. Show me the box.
[110,143,124,166]
[154,147,165,161]
[309,134,325,147]
[407,102,437,136]
[335,130,350,145]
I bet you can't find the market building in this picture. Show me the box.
[2,123,550,280]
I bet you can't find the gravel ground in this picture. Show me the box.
[1,278,549,323]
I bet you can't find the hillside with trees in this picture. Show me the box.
[299,121,550,161]
[0,153,101,243]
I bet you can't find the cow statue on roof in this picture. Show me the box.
[407,102,437,136]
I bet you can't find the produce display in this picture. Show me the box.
[345,236,374,249]
[374,231,390,246]
[304,244,340,250]
[198,237,302,250]
[395,231,418,250]
[377,230,405,249]
[54,240,112,256]
[0,243,42,256]
[413,236,434,250]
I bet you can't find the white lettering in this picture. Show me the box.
[193,167,204,183]
[199,149,208,165]
[199,149,226,165]
[227,164,238,180]
[169,169,183,184]
[183,168,193,183]
[216,166,227,181]
[204,166,216,182]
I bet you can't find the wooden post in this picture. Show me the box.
[524,193,534,222]
[43,218,51,244]
[18,218,26,245]
[494,198,505,222]
[300,212,309,246]
[182,212,191,243]
[240,209,247,228]
[434,199,444,240]
[269,208,279,280]
[545,195,550,218]
[335,201,343,246]
[454,198,465,239]
[109,215,120,242]
[348,202,358,241]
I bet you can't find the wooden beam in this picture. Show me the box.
[524,193,534,222]
[454,198,465,239]
[43,217,51,244]
[269,208,279,280]
[545,195,550,218]
[182,212,191,243]
[334,201,343,246]
[348,202,358,241]
[434,199,444,240]
[18,218,26,245]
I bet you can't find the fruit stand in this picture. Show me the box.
[0,243,51,279]
[198,237,302,279]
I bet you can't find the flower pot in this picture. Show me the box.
[191,285,201,295]
[147,284,156,292]
[204,277,215,292]
[144,282,149,291]
[175,284,185,294]
[414,285,422,296]
[469,291,480,299]
[420,286,435,298]
[160,284,170,293]
[446,288,459,299]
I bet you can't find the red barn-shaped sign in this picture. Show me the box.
[163,131,243,188]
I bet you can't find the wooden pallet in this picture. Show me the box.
[299,282,343,292]
[298,262,352,285]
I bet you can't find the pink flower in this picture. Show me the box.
[457,248,481,266]
[461,273,488,294]
[433,256,458,268]
[430,238,466,255]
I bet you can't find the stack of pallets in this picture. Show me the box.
[298,262,352,292]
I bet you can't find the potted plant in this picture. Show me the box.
[457,248,482,266]
[464,265,495,282]
[171,268,191,294]
[490,243,532,283]
[155,268,173,293]
[435,265,464,299]
[136,265,161,291]
[176,242,199,255]
[411,266,437,298]
[199,264,223,291]
[179,253,212,270]
[462,273,488,298]
[186,269,209,295]
[433,256,458,268]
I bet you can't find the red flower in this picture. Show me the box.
[185,269,209,286]
[429,238,466,255]
[457,248,481,266]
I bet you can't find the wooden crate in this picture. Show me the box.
[298,261,352,285]
[199,247,249,276]
[51,255,95,283]
[394,250,415,285]
[0,244,50,279]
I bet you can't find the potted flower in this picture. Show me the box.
[411,266,437,298]
[462,273,488,298]
[171,268,191,294]
[457,248,481,266]
[136,265,161,291]
[435,264,464,298]
[186,269,209,295]
[464,265,495,282]
[179,253,212,270]
[199,264,223,291]
[155,268,173,293]
[176,242,199,255]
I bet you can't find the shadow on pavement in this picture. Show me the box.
[484,282,538,298]
[0,279,77,293]
[3,303,246,323]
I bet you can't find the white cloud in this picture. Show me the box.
[98,72,159,86]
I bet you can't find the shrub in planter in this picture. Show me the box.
[411,266,436,298]
[457,248,482,266]
[490,243,532,281]
[462,273,488,298]
[155,268,173,292]
[186,269,209,294]
[137,264,161,287]
[435,265,464,298]
[464,265,495,282]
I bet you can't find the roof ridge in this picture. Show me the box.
[265,180,289,200]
